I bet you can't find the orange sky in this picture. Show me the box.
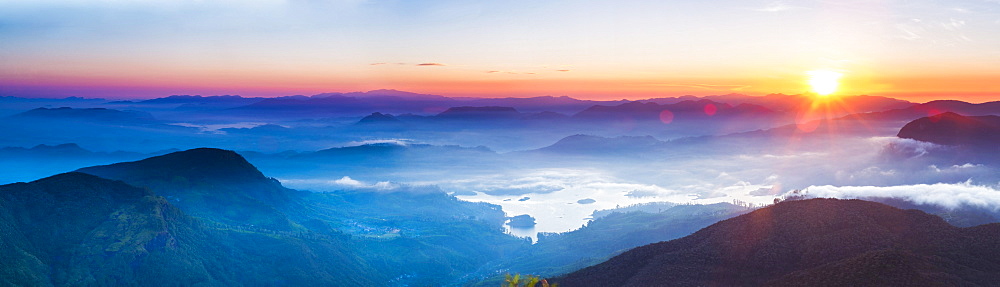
[2,1,999,103]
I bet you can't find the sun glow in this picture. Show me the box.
[807,70,843,96]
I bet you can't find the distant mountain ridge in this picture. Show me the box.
[897,112,1000,147]
[847,100,1000,122]
[531,134,664,155]
[555,198,1000,286]
[357,112,402,124]
[573,99,777,122]
[9,107,155,123]
[436,106,521,119]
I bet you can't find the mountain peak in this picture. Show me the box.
[435,106,521,119]
[556,198,1000,286]
[897,112,1000,146]
[357,112,401,124]
[76,148,301,230]
[79,148,266,184]
[10,107,155,122]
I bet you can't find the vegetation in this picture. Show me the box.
[12,148,997,286]
[0,172,380,286]
[48,148,529,286]
[493,203,753,277]
[555,198,1000,286]
[503,274,557,287]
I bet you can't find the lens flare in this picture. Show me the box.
[807,70,842,96]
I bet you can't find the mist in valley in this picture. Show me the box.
[3,92,1000,284]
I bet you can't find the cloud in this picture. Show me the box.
[479,185,564,196]
[333,176,365,187]
[942,18,966,30]
[417,63,446,66]
[485,70,538,75]
[280,177,444,194]
[370,62,387,66]
[880,137,945,158]
[625,189,660,198]
[896,22,924,40]
[797,182,1000,210]
[555,69,571,72]
[344,138,412,147]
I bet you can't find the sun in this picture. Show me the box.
[806,70,843,96]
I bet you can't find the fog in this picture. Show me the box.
[273,131,999,235]
[3,93,999,238]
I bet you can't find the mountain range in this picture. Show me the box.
[555,198,1000,286]
[2,148,538,286]
[4,90,1000,286]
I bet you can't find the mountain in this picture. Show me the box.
[530,134,664,156]
[457,96,629,114]
[357,112,402,124]
[8,107,155,123]
[435,106,522,120]
[274,142,499,174]
[850,100,1000,122]
[0,172,377,286]
[308,142,493,159]
[897,112,1000,147]
[495,203,752,278]
[223,90,460,118]
[132,95,265,111]
[21,147,528,286]
[0,144,170,185]
[1,143,91,156]
[573,99,778,123]
[340,89,453,101]
[77,148,305,230]
[555,198,1000,286]
[0,96,107,117]
[702,94,914,115]
[916,100,1000,116]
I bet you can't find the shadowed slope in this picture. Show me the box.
[77,148,305,230]
[555,198,1000,286]
[897,112,1000,147]
[0,172,378,286]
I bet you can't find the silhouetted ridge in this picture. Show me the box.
[357,112,401,124]
[572,99,776,121]
[897,112,1000,147]
[535,134,662,155]
[10,107,154,122]
[22,143,89,154]
[77,148,302,230]
[79,148,267,184]
[435,106,521,119]
[556,198,1000,286]
[2,172,153,209]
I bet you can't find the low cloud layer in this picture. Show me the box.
[800,182,1000,211]
[280,176,443,194]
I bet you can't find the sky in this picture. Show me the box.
[2,0,1000,101]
